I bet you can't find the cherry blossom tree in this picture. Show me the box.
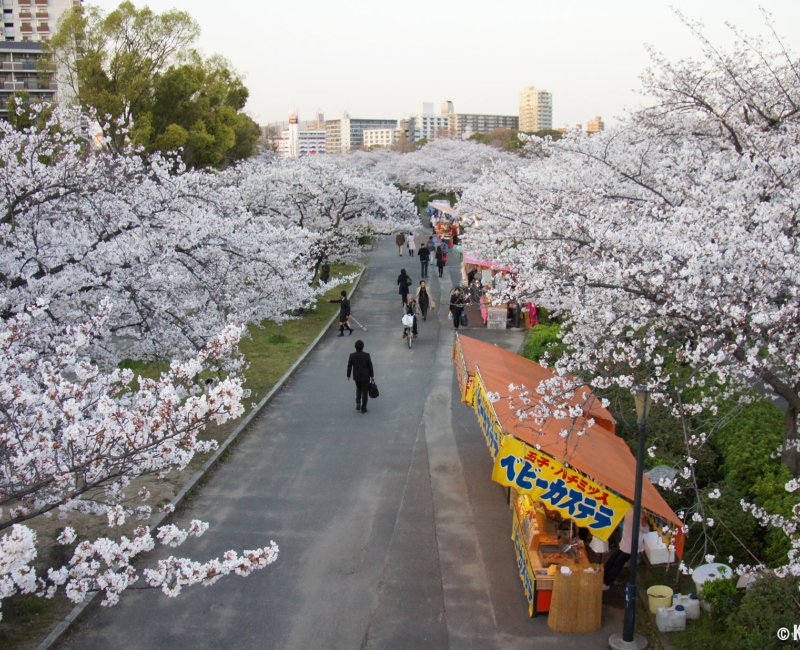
[391,139,517,196]
[0,303,278,618]
[0,109,323,363]
[236,156,418,278]
[460,17,800,575]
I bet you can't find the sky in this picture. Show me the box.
[89,1,800,128]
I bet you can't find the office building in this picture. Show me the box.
[519,87,552,132]
[325,112,398,153]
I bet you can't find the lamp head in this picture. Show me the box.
[632,385,651,423]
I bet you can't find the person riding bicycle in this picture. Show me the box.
[402,294,418,338]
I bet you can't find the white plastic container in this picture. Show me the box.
[643,531,675,564]
[675,593,701,619]
[656,605,687,632]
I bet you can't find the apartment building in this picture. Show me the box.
[2,0,77,42]
[444,110,518,139]
[519,86,553,132]
[0,0,80,119]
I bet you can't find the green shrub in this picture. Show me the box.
[726,575,800,649]
[522,323,565,363]
[699,577,741,621]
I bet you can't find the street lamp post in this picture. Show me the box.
[609,386,650,650]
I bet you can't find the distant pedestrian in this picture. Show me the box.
[416,280,435,321]
[449,287,465,329]
[406,233,416,257]
[480,288,490,325]
[425,236,435,259]
[418,245,430,278]
[347,339,374,414]
[395,232,406,256]
[329,290,353,336]
[397,268,412,306]
[435,246,447,278]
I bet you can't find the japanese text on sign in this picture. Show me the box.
[492,436,630,540]
[473,374,503,459]
[512,514,536,616]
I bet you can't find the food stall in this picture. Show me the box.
[453,334,684,626]
[460,252,533,329]
[427,200,458,248]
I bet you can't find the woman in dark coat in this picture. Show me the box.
[329,290,353,336]
[449,287,466,330]
[435,246,447,278]
[397,268,412,306]
[415,280,436,321]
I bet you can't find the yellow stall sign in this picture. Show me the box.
[472,374,504,459]
[492,436,630,540]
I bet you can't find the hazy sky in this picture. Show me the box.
[89,1,800,127]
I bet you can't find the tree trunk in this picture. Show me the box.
[782,406,800,476]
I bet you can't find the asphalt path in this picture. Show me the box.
[58,232,625,649]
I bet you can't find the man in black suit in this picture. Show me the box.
[347,339,374,413]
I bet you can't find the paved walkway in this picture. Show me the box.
[58,231,627,649]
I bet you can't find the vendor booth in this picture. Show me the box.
[460,252,532,329]
[427,201,459,249]
[453,334,684,630]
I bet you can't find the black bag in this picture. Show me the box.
[460,311,468,327]
[368,380,379,399]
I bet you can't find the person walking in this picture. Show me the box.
[406,232,416,257]
[425,236,435,260]
[418,245,430,278]
[416,280,435,321]
[329,290,353,336]
[449,287,466,330]
[347,339,374,413]
[397,268,412,306]
[395,232,406,256]
[435,246,447,278]
[418,244,430,278]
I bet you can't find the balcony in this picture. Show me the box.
[35,0,48,5]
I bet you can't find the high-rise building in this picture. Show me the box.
[0,1,81,119]
[587,116,604,134]
[519,87,552,133]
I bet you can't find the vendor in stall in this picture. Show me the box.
[602,509,649,591]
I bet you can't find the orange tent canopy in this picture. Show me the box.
[457,334,681,529]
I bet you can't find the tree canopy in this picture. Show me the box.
[48,1,259,168]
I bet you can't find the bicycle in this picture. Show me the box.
[401,313,415,349]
